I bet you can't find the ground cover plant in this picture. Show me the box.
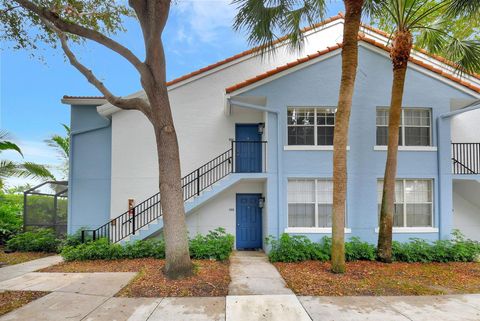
[275,260,480,296]
[60,228,234,262]
[267,232,480,263]
[40,258,230,297]
[0,290,49,316]
[6,229,60,253]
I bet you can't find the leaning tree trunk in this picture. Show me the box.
[151,88,193,279]
[134,0,193,279]
[331,0,364,274]
[377,31,413,263]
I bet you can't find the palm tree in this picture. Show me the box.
[375,0,480,262]
[234,0,380,273]
[45,124,70,180]
[0,131,54,190]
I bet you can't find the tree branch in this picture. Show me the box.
[14,0,147,75]
[42,19,149,113]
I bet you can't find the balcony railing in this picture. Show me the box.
[452,143,480,174]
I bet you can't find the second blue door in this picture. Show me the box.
[235,124,262,173]
[236,194,262,249]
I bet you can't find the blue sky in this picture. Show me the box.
[1,1,343,187]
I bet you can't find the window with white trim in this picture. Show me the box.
[288,179,333,228]
[377,179,433,227]
[376,108,432,146]
[287,107,336,146]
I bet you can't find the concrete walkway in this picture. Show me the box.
[0,255,62,282]
[1,253,480,320]
[228,251,292,295]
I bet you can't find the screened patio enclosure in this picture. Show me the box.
[23,181,68,236]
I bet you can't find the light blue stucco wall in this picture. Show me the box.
[68,105,111,234]
[239,45,476,244]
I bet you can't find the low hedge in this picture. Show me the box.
[6,229,61,253]
[266,231,480,263]
[60,228,233,261]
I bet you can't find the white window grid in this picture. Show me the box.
[377,179,434,228]
[287,107,336,146]
[376,108,432,146]
[287,178,339,228]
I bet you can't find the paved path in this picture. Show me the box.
[228,251,292,295]
[1,253,480,320]
[0,255,62,282]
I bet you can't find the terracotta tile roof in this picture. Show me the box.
[226,35,480,94]
[360,24,480,80]
[166,14,345,87]
[359,35,480,94]
[226,43,343,93]
[62,95,105,99]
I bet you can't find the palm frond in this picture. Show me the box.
[447,0,480,18]
[18,162,55,180]
[415,24,480,75]
[363,0,387,19]
[233,0,327,56]
[0,140,23,156]
[0,160,20,179]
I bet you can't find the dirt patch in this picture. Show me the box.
[40,258,231,297]
[0,249,53,267]
[0,290,49,316]
[274,260,480,296]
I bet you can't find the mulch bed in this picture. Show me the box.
[0,291,49,316]
[40,258,231,297]
[0,248,53,267]
[274,260,480,296]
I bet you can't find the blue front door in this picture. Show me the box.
[235,124,262,173]
[236,194,262,249]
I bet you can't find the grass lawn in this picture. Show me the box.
[0,291,49,316]
[40,258,230,297]
[0,247,53,267]
[274,261,480,296]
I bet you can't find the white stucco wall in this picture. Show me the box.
[453,191,480,241]
[185,181,266,246]
[109,21,344,216]
[451,109,480,143]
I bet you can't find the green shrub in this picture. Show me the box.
[60,229,85,248]
[189,228,234,261]
[61,238,125,261]
[0,193,23,244]
[392,231,480,263]
[61,228,233,261]
[6,229,60,252]
[124,239,165,259]
[266,234,330,262]
[345,237,376,261]
[267,231,480,263]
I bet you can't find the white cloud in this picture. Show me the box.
[174,0,237,44]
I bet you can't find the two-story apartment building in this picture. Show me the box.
[63,15,480,248]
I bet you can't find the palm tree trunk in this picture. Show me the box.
[377,31,413,263]
[331,0,364,274]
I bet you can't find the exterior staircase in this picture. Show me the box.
[81,141,266,243]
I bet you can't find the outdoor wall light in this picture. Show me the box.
[258,123,265,135]
[258,197,266,208]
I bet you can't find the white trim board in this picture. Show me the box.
[285,227,352,234]
[373,146,438,152]
[374,227,439,233]
[284,146,350,151]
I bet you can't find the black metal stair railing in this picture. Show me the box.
[452,143,480,174]
[81,141,266,243]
